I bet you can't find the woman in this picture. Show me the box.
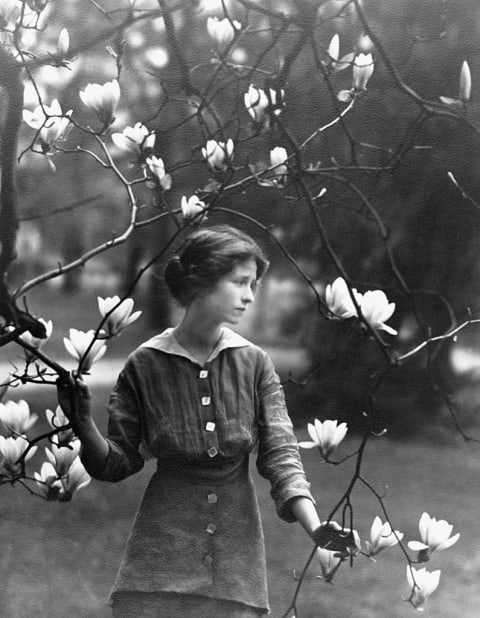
[58,225,351,617]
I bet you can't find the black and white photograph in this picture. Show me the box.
[0,1,478,616]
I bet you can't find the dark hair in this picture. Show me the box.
[164,225,269,306]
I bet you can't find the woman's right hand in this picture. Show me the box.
[56,373,92,426]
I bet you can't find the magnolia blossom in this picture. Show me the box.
[244,84,284,124]
[63,328,107,373]
[366,516,403,556]
[317,547,342,583]
[23,99,72,153]
[244,85,268,122]
[325,277,397,334]
[270,146,288,174]
[56,28,69,57]
[406,566,441,611]
[325,277,361,320]
[19,318,53,358]
[0,400,38,435]
[254,148,288,188]
[201,139,234,172]
[353,53,374,90]
[97,295,142,337]
[46,405,74,447]
[146,156,172,190]
[79,79,121,125]
[359,290,397,335]
[298,419,348,459]
[325,34,354,73]
[111,122,155,157]
[46,440,81,476]
[207,16,240,48]
[0,0,22,29]
[60,456,91,501]
[181,195,207,220]
[34,461,63,500]
[408,512,460,562]
[0,435,37,476]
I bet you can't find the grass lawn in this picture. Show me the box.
[1,378,478,617]
[2,289,479,617]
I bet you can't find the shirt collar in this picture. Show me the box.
[139,327,251,365]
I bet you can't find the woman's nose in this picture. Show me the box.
[242,286,255,303]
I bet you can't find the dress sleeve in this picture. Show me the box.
[94,361,145,482]
[255,349,315,522]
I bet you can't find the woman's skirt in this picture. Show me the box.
[111,591,265,617]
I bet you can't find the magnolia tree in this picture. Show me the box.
[0,0,477,615]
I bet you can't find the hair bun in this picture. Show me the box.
[164,255,187,302]
[166,255,184,274]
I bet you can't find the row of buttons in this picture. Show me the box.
[204,484,217,567]
[199,369,218,569]
[199,369,218,458]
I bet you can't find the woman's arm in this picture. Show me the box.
[288,496,321,537]
[290,496,361,553]
[57,377,109,477]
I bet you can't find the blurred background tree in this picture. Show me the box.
[4,0,480,438]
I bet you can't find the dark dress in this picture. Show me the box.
[94,327,314,617]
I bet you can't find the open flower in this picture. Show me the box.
[0,435,37,476]
[406,566,441,611]
[317,547,342,583]
[298,419,348,459]
[60,456,91,501]
[46,405,74,447]
[34,461,63,500]
[325,277,361,320]
[353,53,374,90]
[408,512,460,562]
[181,195,207,220]
[0,0,22,30]
[46,440,81,477]
[359,290,397,335]
[202,139,234,172]
[111,122,155,157]
[146,156,172,191]
[97,295,142,337]
[207,16,240,48]
[0,400,38,435]
[79,79,121,126]
[366,516,403,556]
[325,34,354,73]
[23,99,72,153]
[63,328,107,373]
[19,318,53,361]
[244,84,284,124]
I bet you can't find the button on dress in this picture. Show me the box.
[95,328,314,614]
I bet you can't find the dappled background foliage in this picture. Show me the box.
[7,0,480,435]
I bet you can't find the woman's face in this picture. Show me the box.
[190,259,258,326]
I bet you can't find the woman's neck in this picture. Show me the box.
[173,314,224,365]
